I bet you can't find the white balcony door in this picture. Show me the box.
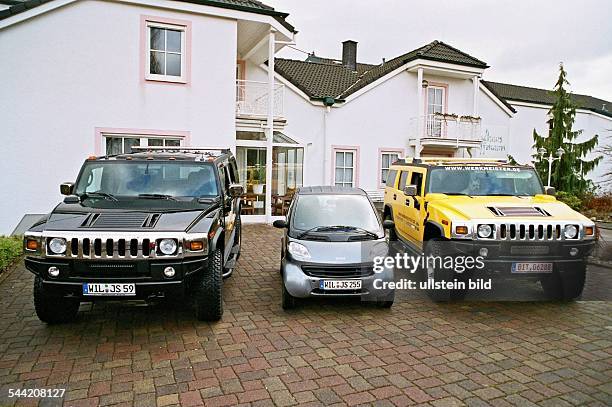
[427,86,446,137]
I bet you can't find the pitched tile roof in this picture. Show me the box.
[0,0,294,31]
[482,81,612,118]
[275,40,488,100]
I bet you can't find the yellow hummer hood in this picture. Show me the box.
[427,194,592,222]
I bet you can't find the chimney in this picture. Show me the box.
[342,40,357,71]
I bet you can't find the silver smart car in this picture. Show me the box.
[273,186,395,309]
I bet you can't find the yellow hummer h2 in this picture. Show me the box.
[383,157,597,301]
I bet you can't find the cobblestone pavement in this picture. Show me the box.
[0,225,610,406]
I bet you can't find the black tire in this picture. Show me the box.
[194,248,223,321]
[384,211,398,241]
[541,264,586,301]
[281,278,296,310]
[423,238,465,302]
[33,276,79,324]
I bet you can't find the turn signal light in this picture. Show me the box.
[585,226,594,236]
[455,226,468,235]
[26,239,38,251]
[189,241,204,251]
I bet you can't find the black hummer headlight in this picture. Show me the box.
[48,238,67,254]
[158,239,178,255]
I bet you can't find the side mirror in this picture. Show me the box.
[403,185,418,196]
[382,219,395,229]
[228,183,244,198]
[60,182,74,196]
[273,219,288,229]
[545,186,556,196]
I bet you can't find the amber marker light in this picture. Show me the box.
[190,241,204,251]
[455,226,468,235]
[585,226,594,236]
[26,239,38,251]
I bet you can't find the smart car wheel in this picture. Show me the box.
[195,248,223,321]
[281,278,297,310]
[33,276,79,324]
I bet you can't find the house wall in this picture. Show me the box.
[0,0,238,234]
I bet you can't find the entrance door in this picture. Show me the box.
[236,147,267,216]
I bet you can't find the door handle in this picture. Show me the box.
[405,199,411,206]
[393,194,397,200]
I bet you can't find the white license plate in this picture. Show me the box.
[319,280,362,290]
[83,283,136,296]
[511,262,553,273]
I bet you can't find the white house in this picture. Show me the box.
[1,0,610,234]
[0,0,294,233]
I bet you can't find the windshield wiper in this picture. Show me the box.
[80,192,118,202]
[336,226,379,239]
[138,193,177,201]
[297,225,378,240]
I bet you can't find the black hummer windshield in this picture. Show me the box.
[74,161,219,199]
[428,166,544,196]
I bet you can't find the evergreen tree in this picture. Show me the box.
[532,63,601,193]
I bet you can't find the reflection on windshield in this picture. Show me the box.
[292,195,380,233]
[74,162,219,198]
[428,167,543,196]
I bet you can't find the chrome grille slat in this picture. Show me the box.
[489,222,578,241]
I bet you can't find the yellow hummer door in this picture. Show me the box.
[394,170,413,242]
[401,168,427,249]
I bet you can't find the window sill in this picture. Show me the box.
[145,75,188,85]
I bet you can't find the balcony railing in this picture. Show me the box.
[236,80,284,118]
[408,114,482,142]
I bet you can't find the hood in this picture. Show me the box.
[29,201,217,233]
[292,238,389,264]
[428,195,591,222]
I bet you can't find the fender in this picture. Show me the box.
[425,221,445,238]
[209,219,225,254]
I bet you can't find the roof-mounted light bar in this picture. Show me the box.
[130,146,231,155]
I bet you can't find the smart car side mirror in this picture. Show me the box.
[228,183,244,198]
[382,219,395,229]
[403,185,417,196]
[545,186,556,196]
[60,182,74,196]
[273,219,288,229]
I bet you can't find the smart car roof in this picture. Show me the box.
[297,186,366,195]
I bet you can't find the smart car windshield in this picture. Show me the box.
[74,161,219,199]
[428,166,544,196]
[292,194,381,233]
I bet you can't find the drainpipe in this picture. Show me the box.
[265,29,275,223]
[322,97,335,185]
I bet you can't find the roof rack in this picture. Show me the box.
[130,146,231,155]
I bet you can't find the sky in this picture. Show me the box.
[265,0,612,101]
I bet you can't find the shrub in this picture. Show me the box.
[0,236,22,272]
[555,191,583,212]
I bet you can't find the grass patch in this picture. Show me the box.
[0,236,22,272]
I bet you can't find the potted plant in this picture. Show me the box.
[252,167,264,195]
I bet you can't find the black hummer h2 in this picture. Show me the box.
[23,147,243,323]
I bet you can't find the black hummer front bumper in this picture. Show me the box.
[25,256,208,299]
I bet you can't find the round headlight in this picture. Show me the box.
[159,239,177,255]
[477,224,493,238]
[288,241,311,261]
[48,238,67,254]
[564,225,578,239]
[163,266,176,278]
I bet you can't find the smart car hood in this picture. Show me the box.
[291,238,389,264]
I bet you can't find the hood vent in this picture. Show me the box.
[81,213,161,229]
[488,206,550,217]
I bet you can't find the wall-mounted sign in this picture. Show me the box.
[479,126,509,158]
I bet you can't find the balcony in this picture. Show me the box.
[408,114,483,150]
[236,80,284,118]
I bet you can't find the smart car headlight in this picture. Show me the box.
[288,241,311,261]
[477,224,493,239]
[564,224,578,239]
[158,239,178,255]
[48,238,67,254]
